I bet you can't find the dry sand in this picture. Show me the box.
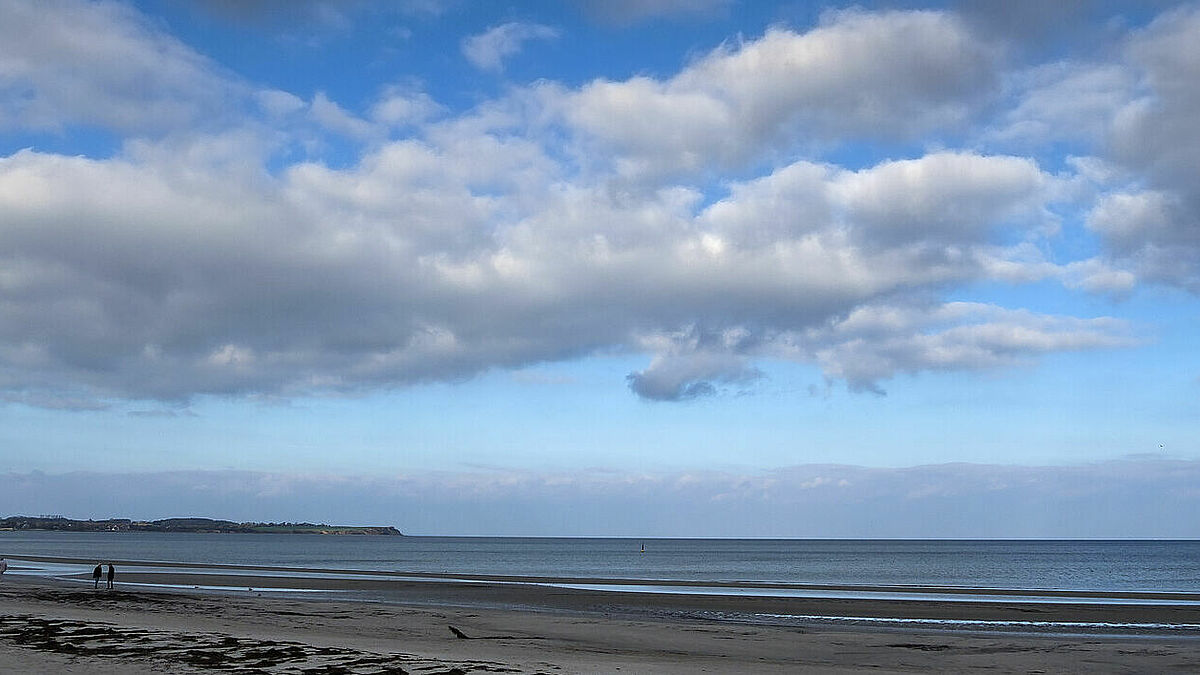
[1,561,1199,673]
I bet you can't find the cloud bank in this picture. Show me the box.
[3,459,1198,537]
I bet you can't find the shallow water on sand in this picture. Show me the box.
[3,533,1199,593]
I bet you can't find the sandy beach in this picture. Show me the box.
[1,557,1199,673]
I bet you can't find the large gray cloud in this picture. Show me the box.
[0,142,1122,404]
[3,459,1198,536]
[0,2,1148,406]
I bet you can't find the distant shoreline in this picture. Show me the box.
[0,516,402,536]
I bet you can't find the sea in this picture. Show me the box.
[3,532,1200,593]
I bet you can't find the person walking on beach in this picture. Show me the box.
[0,557,7,579]
[106,563,115,590]
[93,563,102,589]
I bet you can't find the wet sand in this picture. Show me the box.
[2,558,1200,673]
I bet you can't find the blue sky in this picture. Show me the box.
[1,0,1199,535]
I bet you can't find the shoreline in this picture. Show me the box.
[11,553,1200,601]
[7,555,1200,633]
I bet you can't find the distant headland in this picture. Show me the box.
[0,515,402,535]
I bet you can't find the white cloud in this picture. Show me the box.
[833,153,1050,247]
[990,62,1136,147]
[309,92,378,140]
[462,22,559,73]
[0,0,240,134]
[565,10,998,177]
[803,303,1135,394]
[1087,190,1177,247]
[1061,258,1138,296]
[369,86,441,127]
[256,89,306,118]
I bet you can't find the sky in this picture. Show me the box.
[1,0,1199,536]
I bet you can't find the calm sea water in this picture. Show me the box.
[3,532,1199,593]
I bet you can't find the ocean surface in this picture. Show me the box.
[3,532,1200,593]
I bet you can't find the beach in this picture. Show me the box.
[3,557,1200,673]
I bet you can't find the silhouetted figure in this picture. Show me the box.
[106,563,115,590]
[93,563,102,589]
[0,557,7,579]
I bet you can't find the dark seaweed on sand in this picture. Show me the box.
[0,614,519,674]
